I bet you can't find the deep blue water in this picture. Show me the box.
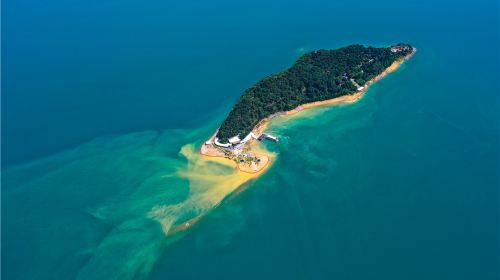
[2,0,499,279]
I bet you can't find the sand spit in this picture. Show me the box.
[167,48,416,236]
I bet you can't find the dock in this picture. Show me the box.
[258,133,279,142]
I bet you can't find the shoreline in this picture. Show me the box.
[200,47,416,173]
[277,47,416,117]
[168,48,416,236]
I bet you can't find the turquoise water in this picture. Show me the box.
[2,0,499,279]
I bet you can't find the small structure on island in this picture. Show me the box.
[390,44,411,53]
[214,138,231,148]
[350,78,364,92]
[228,136,241,145]
[241,132,257,143]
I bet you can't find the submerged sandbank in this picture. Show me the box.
[158,143,274,235]
[178,48,416,235]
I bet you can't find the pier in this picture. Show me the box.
[258,133,279,142]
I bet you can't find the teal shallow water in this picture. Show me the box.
[2,0,499,279]
[148,48,499,279]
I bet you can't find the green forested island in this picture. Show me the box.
[216,44,414,142]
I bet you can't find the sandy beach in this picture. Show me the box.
[283,48,416,116]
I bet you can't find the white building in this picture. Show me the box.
[214,132,259,149]
[228,136,241,145]
[214,138,231,148]
[241,132,257,144]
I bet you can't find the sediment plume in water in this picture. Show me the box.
[2,127,273,280]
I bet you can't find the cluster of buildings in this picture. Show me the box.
[390,45,411,53]
[211,132,278,150]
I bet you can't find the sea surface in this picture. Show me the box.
[2,0,499,279]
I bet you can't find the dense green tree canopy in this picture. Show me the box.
[216,44,413,142]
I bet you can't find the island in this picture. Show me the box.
[201,44,416,173]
